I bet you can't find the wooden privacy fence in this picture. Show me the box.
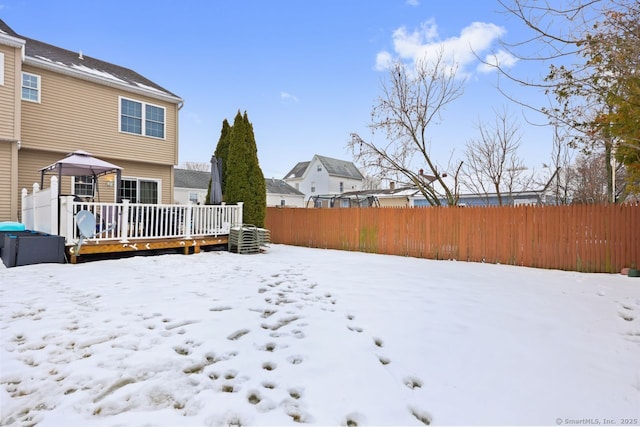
[265,204,640,273]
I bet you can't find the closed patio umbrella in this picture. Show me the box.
[209,156,223,205]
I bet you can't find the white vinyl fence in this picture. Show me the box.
[22,177,243,245]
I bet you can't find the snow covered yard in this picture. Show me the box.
[1,244,639,426]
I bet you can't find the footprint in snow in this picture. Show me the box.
[404,376,423,389]
[409,406,433,425]
[227,329,250,340]
[378,355,390,365]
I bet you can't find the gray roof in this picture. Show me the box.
[316,155,364,180]
[284,161,310,179]
[174,169,211,189]
[283,155,364,180]
[266,179,304,196]
[0,19,180,101]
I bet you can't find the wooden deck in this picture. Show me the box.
[66,235,229,264]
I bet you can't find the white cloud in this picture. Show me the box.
[477,49,518,73]
[376,19,508,78]
[406,0,420,6]
[375,51,394,71]
[280,91,299,103]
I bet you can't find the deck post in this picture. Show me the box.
[60,195,75,243]
[185,203,193,239]
[120,200,130,243]
[50,177,59,235]
[236,202,244,227]
[21,188,29,228]
[31,182,40,231]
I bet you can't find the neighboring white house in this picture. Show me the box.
[266,178,305,207]
[174,169,210,205]
[283,154,364,203]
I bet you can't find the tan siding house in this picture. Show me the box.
[0,19,183,221]
[0,34,23,221]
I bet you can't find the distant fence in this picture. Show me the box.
[265,204,640,273]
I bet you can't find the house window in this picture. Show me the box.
[280,199,285,207]
[0,53,4,86]
[22,72,41,102]
[120,178,137,202]
[120,97,165,138]
[340,199,350,208]
[145,104,165,138]
[295,183,299,190]
[189,192,198,204]
[119,178,159,204]
[339,182,344,192]
[317,165,322,172]
[73,175,95,197]
[139,180,159,204]
[311,182,316,193]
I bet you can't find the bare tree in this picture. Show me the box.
[539,126,578,205]
[570,148,628,203]
[572,151,609,203]
[348,50,465,206]
[359,174,383,191]
[460,107,534,205]
[179,161,210,172]
[494,0,639,202]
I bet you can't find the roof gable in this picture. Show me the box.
[0,20,20,38]
[283,161,310,179]
[0,19,181,102]
[283,155,364,181]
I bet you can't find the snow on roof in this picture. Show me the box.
[0,19,181,102]
[69,63,128,84]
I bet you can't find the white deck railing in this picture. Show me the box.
[22,177,243,245]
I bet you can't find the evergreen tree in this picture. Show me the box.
[215,119,231,196]
[224,111,266,227]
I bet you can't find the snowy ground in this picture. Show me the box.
[1,244,639,426]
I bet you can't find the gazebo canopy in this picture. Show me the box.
[40,150,122,177]
[40,150,122,201]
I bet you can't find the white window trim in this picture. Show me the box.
[118,96,166,140]
[0,53,4,86]
[71,175,96,197]
[120,176,162,204]
[21,72,41,103]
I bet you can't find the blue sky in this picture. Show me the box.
[2,0,554,180]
